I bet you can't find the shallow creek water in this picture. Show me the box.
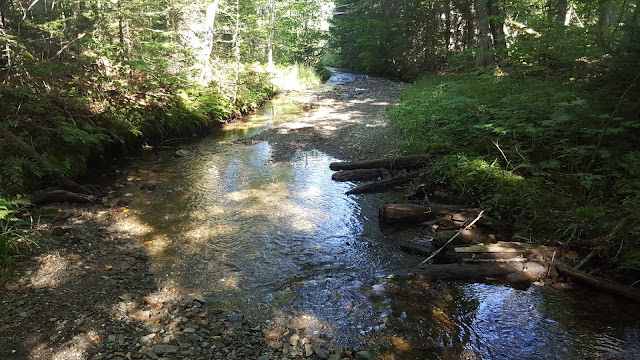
[113,73,639,359]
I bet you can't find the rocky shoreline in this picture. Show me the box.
[0,202,377,360]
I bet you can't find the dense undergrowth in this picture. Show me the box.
[390,35,640,278]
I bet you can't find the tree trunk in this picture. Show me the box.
[553,0,568,23]
[475,0,495,66]
[462,0,475,49]
[329,154,432,171]
[0,127,91,194]
[199,0,219,84]
[267,0,275,68]
[232,0,241,103]
[488,0,507,53]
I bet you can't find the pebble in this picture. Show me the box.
[328,355,340,360]
[257,356,269,360]
[289,334,299,346]
[355,350,374,360]
[153,344,179,354]
[314,347,329,359]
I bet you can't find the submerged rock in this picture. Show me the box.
[506,271,533,290]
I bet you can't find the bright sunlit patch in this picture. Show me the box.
[30,330,98,360]
[113,217,153,236]
[299,186,322,198]
[184,224,239,243]
[219,275,240,290]
[29,253,69,288]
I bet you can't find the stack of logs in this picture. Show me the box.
[330,155,640,300]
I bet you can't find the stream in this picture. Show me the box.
[112,73,640,359]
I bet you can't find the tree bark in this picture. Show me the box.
[488,0,507,53]
[475,0,494,66]
[329,154,431,171]
[555,263,640,302]
[0,127,91,194]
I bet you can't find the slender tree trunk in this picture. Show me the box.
[488,0,506,54]
[118,1,125,53]
[462,0,475,49]
[598,0,615,47]
[445,0,452,51]
[554,0,568,23]
[198,0,219,84]
[475,0,494,66]
[232,0,241,103]
[267,0,275,68]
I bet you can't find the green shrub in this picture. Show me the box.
[390,71,640,242]
[0,196,34,272]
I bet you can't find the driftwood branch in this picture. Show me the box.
[0,127,92,194]
[420,210,485,265]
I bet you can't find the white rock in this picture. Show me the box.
[289,334,299,346]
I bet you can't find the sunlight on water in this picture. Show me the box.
[114,72,640,358]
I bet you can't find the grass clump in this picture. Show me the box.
[0,196,34,273]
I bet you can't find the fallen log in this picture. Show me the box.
[379,204,507,233]
[555,263,640,302]
[29,188,92,205]
[345,171,420,195]
[380,203,473,222]
[329,154,432,171]
[403,261,549,280]
[431,229,499,246]
[0,127,92,194]
[332,169,383,182]
[448,242,558,262]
